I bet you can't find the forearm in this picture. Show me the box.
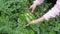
[29,17,45,25]
[43,2,60,20]
[33,0,44,5]
[26,0,60,26]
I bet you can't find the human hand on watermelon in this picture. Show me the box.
[26,17,45,26]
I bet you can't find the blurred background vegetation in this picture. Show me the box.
[0,0,60,34]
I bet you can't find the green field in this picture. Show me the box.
[0,0,60,34]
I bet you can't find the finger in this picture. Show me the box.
[29,5,33,11]
[25,24,30,27]
[31,7,35,13]
[29,5,33,10]
[32,5,37,13]
[31,9,34,13]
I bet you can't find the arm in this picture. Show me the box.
[26,0,60,26]
[29,0,44,13]
[43,0,60,20]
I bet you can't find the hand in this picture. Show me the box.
[29,4,37,13]
[26,17,45,26]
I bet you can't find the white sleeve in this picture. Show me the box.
[33,0,44,5]
[43,3,60,20]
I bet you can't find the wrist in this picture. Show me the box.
[31,17,45,24]
[33,3,38,7]
[33,0,44,6]
[39,17,45,22]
